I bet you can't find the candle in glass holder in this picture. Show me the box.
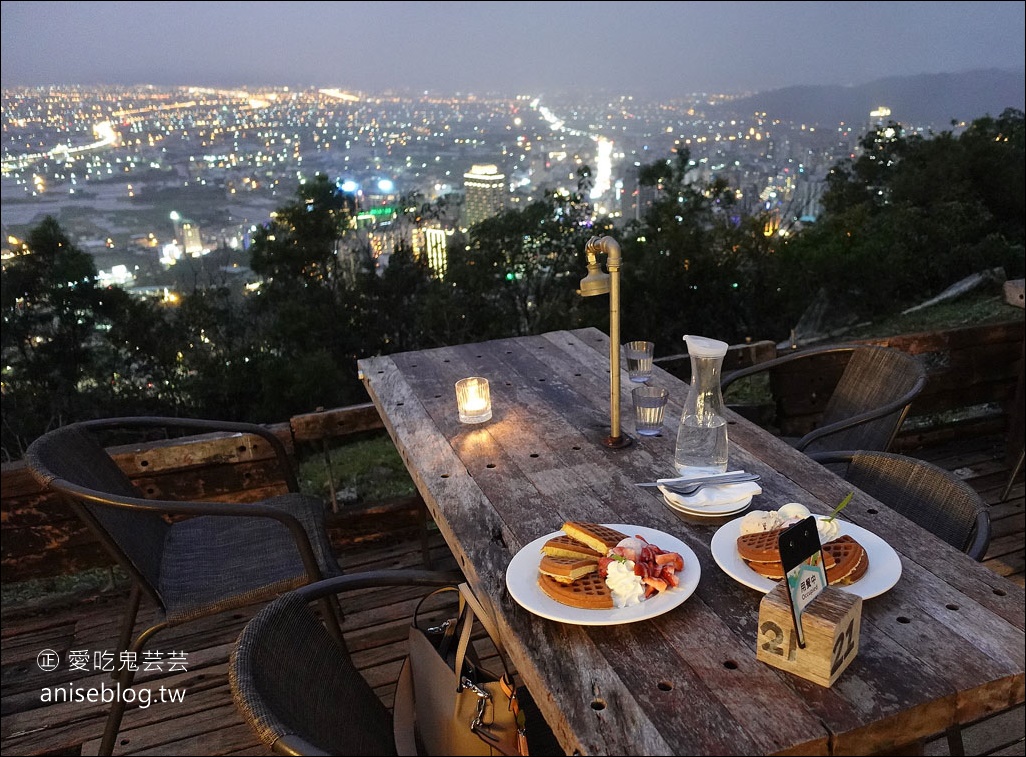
[456,377,492,423]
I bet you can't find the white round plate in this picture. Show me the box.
[710,515,902,599]
[505,524,700,626]
[660,489,753,517]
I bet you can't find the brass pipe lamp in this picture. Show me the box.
[578,236,631,449]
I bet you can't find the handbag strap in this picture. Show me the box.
[413,585,464,659]
[454,582,515,687]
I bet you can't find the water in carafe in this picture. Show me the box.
[674,335,729,476]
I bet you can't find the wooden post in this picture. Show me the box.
[756,582,862,687]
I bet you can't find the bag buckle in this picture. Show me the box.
[460,676,492,732]
[426,619,451,634]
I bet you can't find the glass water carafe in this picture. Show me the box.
[674,334,729,475]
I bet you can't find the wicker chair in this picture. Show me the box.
[228,569,461,756]
[809,450,992,560]
[721,344,927,454]
[810,449,992,755]
[24,417,346,756]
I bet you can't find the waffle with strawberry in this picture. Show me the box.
[536,523,684,609]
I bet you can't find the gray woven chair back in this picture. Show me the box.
[24,423,169,593]
[808,346,924,454]
[842,451,991,560]
[229,592,394,756]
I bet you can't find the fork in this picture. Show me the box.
[662,474,760,496]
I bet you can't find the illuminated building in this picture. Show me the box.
[181,221,203,255]
[170,210,203,255]
[462,164,507,229]
[412,223,453,279]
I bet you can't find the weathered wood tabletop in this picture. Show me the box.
[358,327,1025,756]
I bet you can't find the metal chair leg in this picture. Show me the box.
[1001,447,1024,502]
[112,584,142,680]
[98,621,167,756]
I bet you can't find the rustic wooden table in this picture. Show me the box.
[358,327,1025,756]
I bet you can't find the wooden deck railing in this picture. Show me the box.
[2,320,1022,584]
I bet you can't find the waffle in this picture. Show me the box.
[746,559,787,580]
[736,528,840,567]
[742,536,867,586]
[736,527,787,563]
[538,571,614,609]
[541,534,603,560]
[538,554,599,583]
[561,522,628,555]
[823,535,869,585]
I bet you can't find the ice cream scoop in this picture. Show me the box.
[739,510,784,535]
[777,502,811,521]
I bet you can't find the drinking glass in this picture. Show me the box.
[632,386,669,436]
[625,340,655,383]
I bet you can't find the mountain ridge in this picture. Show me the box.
[721,68,1025,128]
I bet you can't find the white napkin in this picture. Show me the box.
[658,480,763,509]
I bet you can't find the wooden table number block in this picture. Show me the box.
[756,582,862,687]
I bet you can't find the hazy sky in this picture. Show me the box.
[2,1,1023,96]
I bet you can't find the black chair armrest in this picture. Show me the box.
[807,451,857,465]
[793,371,926,451]
[787,385,927,451]
[291,569,465,603]
[721,345,858,391]
[272,733,331,756]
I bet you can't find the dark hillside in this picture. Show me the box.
[724,68,1025,127]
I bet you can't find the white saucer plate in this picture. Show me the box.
[660,487,754,517]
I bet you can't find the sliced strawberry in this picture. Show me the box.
[654,551,685,571]
[643,576,668,593]
[660,566,680,587]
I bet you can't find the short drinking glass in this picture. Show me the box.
[625,340,655,383]
[632,386,669,436]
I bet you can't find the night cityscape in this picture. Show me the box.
[1,84,860,290]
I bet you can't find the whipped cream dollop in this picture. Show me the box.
[605,559,646,607]
[816,517,841,542]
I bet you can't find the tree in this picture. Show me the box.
[446,170,608,340]
[773,109,1025,328]
[243,174,379,413]
[1,216,134,457]
[617,150,784,350]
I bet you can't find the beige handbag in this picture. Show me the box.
[394,583,528,756]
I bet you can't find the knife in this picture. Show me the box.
[634,471,756,488]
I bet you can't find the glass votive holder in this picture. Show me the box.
[455,377,492,424]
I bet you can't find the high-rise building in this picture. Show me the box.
[423,227,449,275]
[181,221,203,255]
[462,164,507,230]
